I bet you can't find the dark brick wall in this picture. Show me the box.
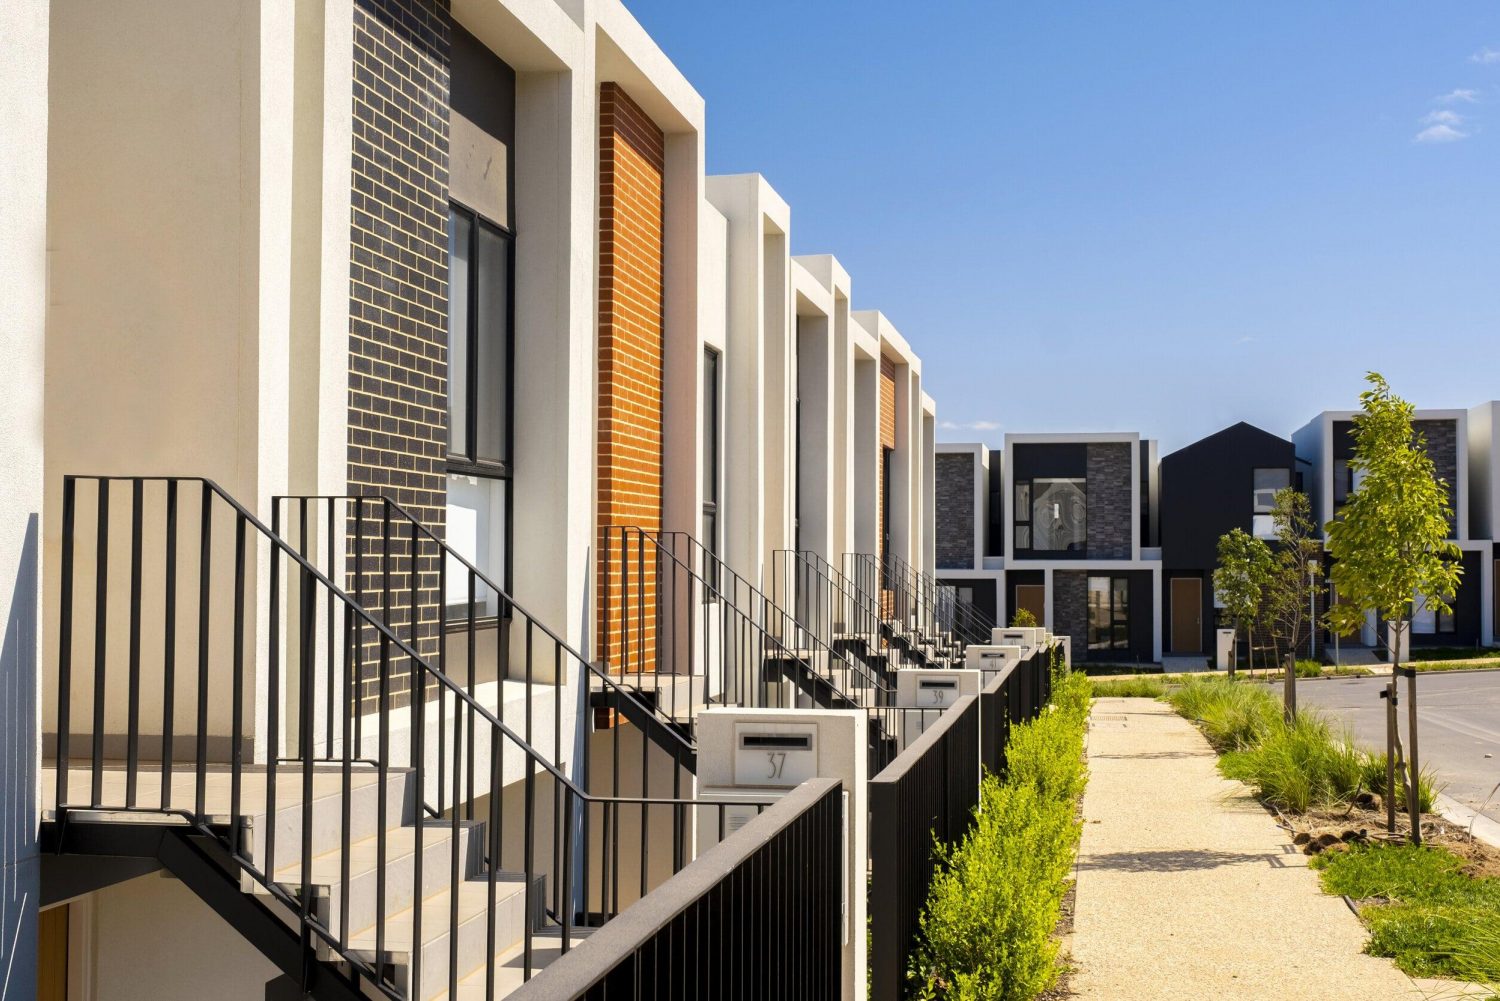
[1086,443,1133,558]
[935,452,976,569]
[349,0,452,704]
[1053,570,1088,657]
[1413,419,1459,535]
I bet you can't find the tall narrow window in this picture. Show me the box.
[702,348,720,596]
[445,202,514,616]
[1252,467,1290,539]
[1087,576,1130,653]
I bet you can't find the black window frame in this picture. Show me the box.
[445,200,515,609]
[1087,575,1131,653]
[702,347,721,601]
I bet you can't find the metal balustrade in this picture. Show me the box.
[504,778,845,1001]
[603,528,901,772]
[46,476,769,1000]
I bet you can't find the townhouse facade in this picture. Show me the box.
[4,1,947,998]
[935,408,1499,671]
[934,435,1163,665]
[1294,409,1493,651]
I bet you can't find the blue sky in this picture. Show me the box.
[628,1,1500,452]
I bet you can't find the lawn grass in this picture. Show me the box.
[1313,843,1500,986]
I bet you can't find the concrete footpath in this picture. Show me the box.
[1068,698,1425,1001]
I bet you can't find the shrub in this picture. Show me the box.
[910,671,1092,1000]
[1010,608,1038,628]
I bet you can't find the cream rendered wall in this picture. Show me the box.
[45,0,296,757]
[89,874,278,1001]
[850,324,880,557]
[792,263,835,562]
[922,401,937,574]
[0,2,48,997]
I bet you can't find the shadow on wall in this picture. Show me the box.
[1,515,39,1001]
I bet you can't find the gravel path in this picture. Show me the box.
[1068,698,1425,1000]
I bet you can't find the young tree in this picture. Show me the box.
[1261,487,1323,717]
[1212,528,1274,677]
[1325,372,1463,841]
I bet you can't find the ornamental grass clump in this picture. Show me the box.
[1165,676,1280,752]
[909,669,1091,1001]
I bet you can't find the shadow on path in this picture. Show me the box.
[1077,848,1293,873]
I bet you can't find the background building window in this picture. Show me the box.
[1030,478,1087,552]
[445,202,513,616]
[1088,575,1129,652]
[1252,467,1290,539]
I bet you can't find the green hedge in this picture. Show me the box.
[908,669,1092,1000]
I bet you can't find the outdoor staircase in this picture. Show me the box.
[42,478,692,1001]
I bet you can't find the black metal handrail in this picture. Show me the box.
[603,528,900,770]
[50,476,767,1000]
[771,549,923,679]
[504,778,844,1001]
[844,552,957,665]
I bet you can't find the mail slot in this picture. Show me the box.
[966,644,1022,674]
[918,679,957,690]
[731,722,818,787]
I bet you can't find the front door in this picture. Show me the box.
[1170,577,1202,654]
[1015,584,1046,626]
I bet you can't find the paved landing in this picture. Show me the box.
[1069,698,1424,1001]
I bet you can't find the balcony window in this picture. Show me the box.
[1029,478,1087,552]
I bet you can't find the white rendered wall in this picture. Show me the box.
[0,1,48,996]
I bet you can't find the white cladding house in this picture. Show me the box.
[1,1,953,999]
[1294,409,1494,650]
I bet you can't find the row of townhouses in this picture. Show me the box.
[935,406,1500,665]
[3,1,971,999]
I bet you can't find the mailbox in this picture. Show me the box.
[991,628,1038,657]
[1216,629,1235,671]
[696,708,867,1000]
[964,644,1023,683]
[894,668,982,746]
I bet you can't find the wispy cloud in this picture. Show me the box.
[1472,46,1500,64]
[939,420,1001,432]
[1414,123,1469,143]
[1423,109,1465,126]
[1436,88,1480,104]
[1235,335,1256,345]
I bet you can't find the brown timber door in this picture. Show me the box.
[1170,577,1202,654]
[1015,584,1046,626]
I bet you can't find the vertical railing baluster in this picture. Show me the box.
[125,479,143,807]
[408,608,423,1001]
[90,479,109,807]
[298,567,316,991]
[230,514,246,855]
[326,499,336,757]
[375,631,389,985]
[195,483,211,820]
[161,481,177,810]
[55,477,76,813]
[266,501,282,876]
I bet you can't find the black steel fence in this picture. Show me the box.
[869,649,1053,1001]
[504,778,845,1001]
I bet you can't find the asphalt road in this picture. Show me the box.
[1294,671,1500,825]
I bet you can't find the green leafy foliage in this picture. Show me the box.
[1294,659,1325,678]
[1325,373,1464,665]
[1213,528,1275,675]
[1010,607,1038,628]
[1313,844,1500,984]
[1165,677,1281,751]
[909,670,1092,1000]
